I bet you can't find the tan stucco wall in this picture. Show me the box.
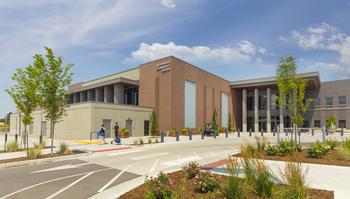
[9,102,153,140]
[90,103,153,137]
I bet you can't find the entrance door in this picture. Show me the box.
[144,120,150,136]
[102,119,111,138]
[126,119,133,137]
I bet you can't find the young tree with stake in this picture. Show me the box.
[6,59,43,155]
[39,47,73,154]
[276,56,313,149]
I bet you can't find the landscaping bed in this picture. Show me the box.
[233,149,350,167]
[119,170,333,199]
[0,149,85,164]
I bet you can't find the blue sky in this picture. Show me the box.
[1,0,350,117]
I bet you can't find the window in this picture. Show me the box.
[339,120,346,128]
[314,120,321,128]
[314,97,320,106]
[185,80,196,128]
[247,96,254,111]
[338,96,347,105]
[271,95,277,109]
[303,120,310,128]
[221,92,228,127]
[259,95,267,110]
[325,97,333,106]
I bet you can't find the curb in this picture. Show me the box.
[0,150,93,170]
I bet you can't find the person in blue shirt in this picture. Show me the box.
[98,124,107,144]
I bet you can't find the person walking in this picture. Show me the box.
[98,124,107,144]
[112,122,121,145]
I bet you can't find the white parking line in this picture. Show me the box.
[149,159,159,173]
[97,164,132,193]
[107,150,144,156]
[46,172,94,199]
[130,152,170,160]
[208,151,216,157]
[0,168,112,199]
[161,156,202,167]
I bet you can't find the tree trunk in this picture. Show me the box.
[50,120,54,154]
[24,124,28,156]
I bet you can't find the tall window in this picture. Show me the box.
[185,81,196,128]
[314,120,321,128]
[339,120,346,128]
[338,96,347,105]
[221,92,228,127]
[325,97,333,106]
[247,96,254,111]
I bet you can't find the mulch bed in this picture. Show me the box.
[0,150,84,164]
[233,149,350,167]
[119,170,333,199]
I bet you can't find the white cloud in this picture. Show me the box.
[161,0,176,8]
[127,41,270,65]
[283,22,350,75]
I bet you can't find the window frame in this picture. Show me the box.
[338,96,347,105]
[325,96,333,106]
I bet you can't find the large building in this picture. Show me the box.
[9,56,350,139]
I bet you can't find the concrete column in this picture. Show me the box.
[266,88,271,133]
[104,86,108,103]
[114,84,124,104]
[254,88,259,133]
[96,87,103,102]
[104,86,114,103]
[242,89,247,132]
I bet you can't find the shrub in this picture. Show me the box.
[182,128,190,136]
[326,138,339,150]
[28,145,42,159]
[279,139,293,156]
[59,142,69,153]
[280,160,309,199]
[240,143,256,158]
[145,172,173,199]
[155,139,159,143]
[222,157,244,199]
[193,171,219,193]
[296,143,303,152]
[148,138,152,144]
[182,161,201,179]
[266,144,278,156]
[308,141,330,158]
[6,141,19,152]
[340,138,350,160]
[243,158,273,198]
[255,136,267,152]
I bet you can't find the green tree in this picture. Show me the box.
[276,56,313,149]
[227,112,232,132]
[149,110,159,137]
[212,108,218,130]
[6,62,42,155]
[326,115,337,129]
[39,47,73,154]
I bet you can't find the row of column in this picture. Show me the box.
[242,88,284,133]
[72,84,124,104]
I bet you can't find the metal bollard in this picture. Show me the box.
[311,128,314,136]
[341,128,344,136]
[39,135,43,144]
[161,131,164,143]
[285,129,288,136]
[15,134,18,143]
[260,128,263,136]
[213,130,216,139]
[237,128,240,137]
[273,128,276,136]
[225,130,228,138]
[176,130,179,141]
[322,126,326,143]
[326,128,329,136]
[249,129,252,137]
[201,129,204,139]
[4,133,8,151]
[189,130,192,140]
